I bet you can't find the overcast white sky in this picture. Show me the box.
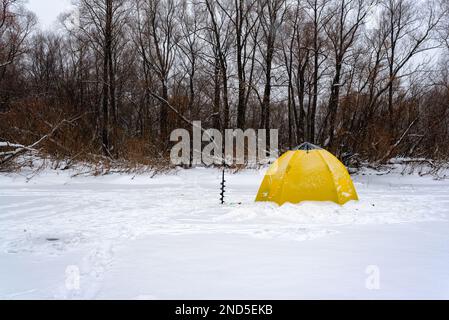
[26,0,74,29]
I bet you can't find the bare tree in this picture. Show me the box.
[135,0,178,142]
[177,0,203,121]
[205,0,232,130]
[321,0,374,149]
[258,0,286,140]
[439,0,449,51]
[74,0,128,156]
[215,0,259,129]
[381,0,442,131]
[0,0,35,68]
[281,1,312,146]
[0,0,35,93]
[303,0,331,143]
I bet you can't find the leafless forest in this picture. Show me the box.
[1,0,449,170]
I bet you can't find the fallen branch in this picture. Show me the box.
[0,142,26,148]
[379,118,418,164]
[0,114,86,167]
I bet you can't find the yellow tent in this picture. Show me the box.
[256,143,358,205]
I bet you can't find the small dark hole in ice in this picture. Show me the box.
[46,238,60,242]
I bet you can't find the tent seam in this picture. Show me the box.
[277,151,296,204]
[316,151,341,204]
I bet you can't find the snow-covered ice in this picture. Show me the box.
[0,167,448,299]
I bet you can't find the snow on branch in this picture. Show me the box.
[0,114,86,167]
[0,142,26,148]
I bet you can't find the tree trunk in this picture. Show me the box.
[160,80,169,141]
[261,34,274,139]
[310,24,319,144]
[326,58,342,149]
[101,0,113,156]
[213,56,221,130]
